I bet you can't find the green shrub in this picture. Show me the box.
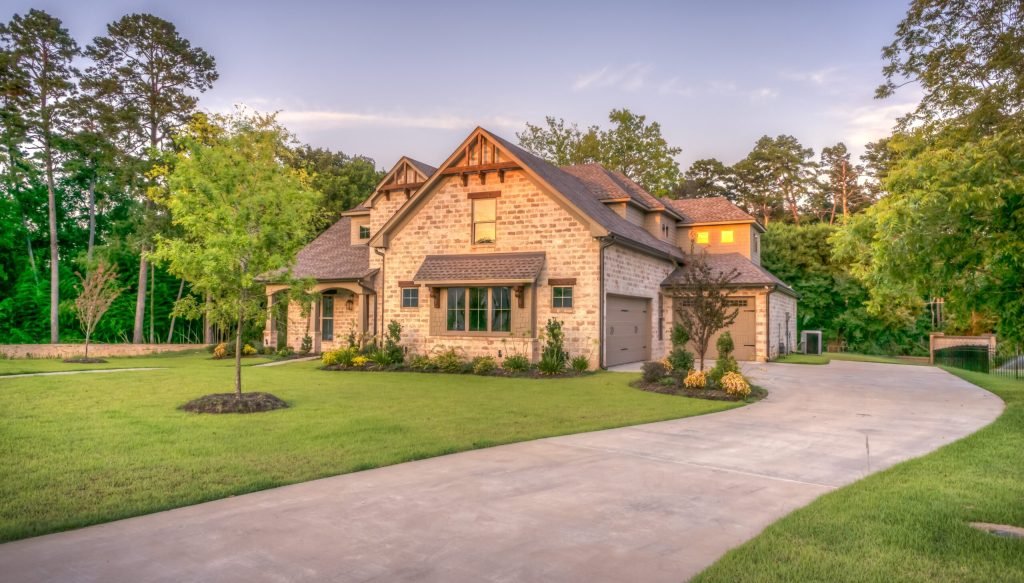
[299,335,312,355]
[242,344,257,356]
[369,349,394,367]
[384,320,404,364]
[471,355,498,375]
[407,354,433,371]
[322,346,356,367]
[642,360,667,383]
[431,348,466,374]
[710,331,740,382]
[277,346,294,358]
[658,375,678,387]
[668,324,695,372]
[502,354,530,373]
[570,355,590,373]
[538,318,567,375]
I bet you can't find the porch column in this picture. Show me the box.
[265,290,276,348]
[313,298,321,354]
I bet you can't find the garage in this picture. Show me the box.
[606,295,651,366]
[674,296,757,361]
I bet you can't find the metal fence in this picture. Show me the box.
[934,345,1024,380]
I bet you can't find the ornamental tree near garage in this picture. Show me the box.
[151,112,320,398]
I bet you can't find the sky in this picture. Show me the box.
[11,0,920,171]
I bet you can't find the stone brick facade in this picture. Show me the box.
[768,290,798,358]
[603,244,676,362]
[380,170,602,364]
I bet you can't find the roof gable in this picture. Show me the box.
[362,156,436,209]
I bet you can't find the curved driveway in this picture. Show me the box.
[0,361,1003,582]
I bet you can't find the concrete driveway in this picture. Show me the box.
[0,361,1003,582]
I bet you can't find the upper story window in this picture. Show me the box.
[721,230,734,243]
[754,233,760,253]
[661,224,670,239]
[695,231,709,245]
[472,198,496,244]
[358,225,370,239]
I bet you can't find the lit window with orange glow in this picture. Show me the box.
[696,231,709,244]
[721,230,734,243]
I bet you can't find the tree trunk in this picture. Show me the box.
[46,154,59,344]
[204,294,214,344]
[86,181,96,263]
[84,332,90,360]
[234,305,244,398]
[149,261,155,342]
[132,253,147,343]
[166,279,185,343]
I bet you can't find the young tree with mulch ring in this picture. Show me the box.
[71,260,122,362]
[152,111,320,412]
[665,251,741,371]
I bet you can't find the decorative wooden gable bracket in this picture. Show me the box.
[375,159,429,202]
[514,285,525,308]
[441,133,519,186]
[430,287,441,308]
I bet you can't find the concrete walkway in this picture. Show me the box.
[253,356,319,367]
[0,361,1003,582]
[0,367,164,379]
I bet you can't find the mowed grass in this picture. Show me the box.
[775,352,929,366]
[694,368,1024,583]
[0,349,272,375]
[0,353,737,542]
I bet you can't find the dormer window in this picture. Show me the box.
[359,225,370,239]
[696,231,709,245]
[721,230,734,243]
[662,224,670,239]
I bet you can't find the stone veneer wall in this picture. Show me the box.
[603,244,676,363]
[768,291,798,358]
[0,343,205,359]
[265,284,361,352]
[380,170,602,365]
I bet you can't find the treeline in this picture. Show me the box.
[518,0,1024,352]
[0,9,382,345]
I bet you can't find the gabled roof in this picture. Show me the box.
[561,164,667,211]
[275,217,371,281]
[348,156,436,214]
[484,132,685,261]
[661,252,797,297]
[662,197,764,231]
[406,158,437,178]
[414,252,546,284]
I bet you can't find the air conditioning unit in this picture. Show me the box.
[802,330,823,355]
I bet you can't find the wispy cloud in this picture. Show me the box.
[831,100,919,146]
[249,108,523,131]
[658,77,695,97]
[573,63,653,92]
[781,66,842,86]
[750,87,779,101]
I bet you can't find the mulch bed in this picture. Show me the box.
[61,357,108,364]
[630,379,768,402]
[320,364,591,379]
[180,392,289,414]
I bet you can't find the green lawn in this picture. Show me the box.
[0,352,737,542]
[0,349,272,375]
[775,351,928,366]
[694,368,1023,583]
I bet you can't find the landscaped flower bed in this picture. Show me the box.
[320,319,593,378]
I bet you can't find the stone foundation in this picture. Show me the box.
[0,343,206,359]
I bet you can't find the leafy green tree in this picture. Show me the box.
[83,13,218,344]
[1,9,80,343]
[816,143,869,224]
[733,135,816,225]
[291,145,383,219]
[665,251,740,370]
[151,112,321,396]
[516,116,601,167]
[673,158,737,202]
[517,109,682,195]
[878,0,1024,136]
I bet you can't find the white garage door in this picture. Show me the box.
[606,295,651,367]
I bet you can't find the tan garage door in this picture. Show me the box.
[606,295,650,367]
[675,296,757,361]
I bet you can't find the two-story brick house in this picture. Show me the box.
[263,127,797,367]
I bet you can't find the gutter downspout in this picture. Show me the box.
[598,235,616,369]
[374,247,386,342]
[764,285,773,361]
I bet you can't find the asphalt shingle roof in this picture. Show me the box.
[662,197,758,225]
[661,252,797,296]
[284,217,371,281]
[561,164,665,210]
[414,252,546,282]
